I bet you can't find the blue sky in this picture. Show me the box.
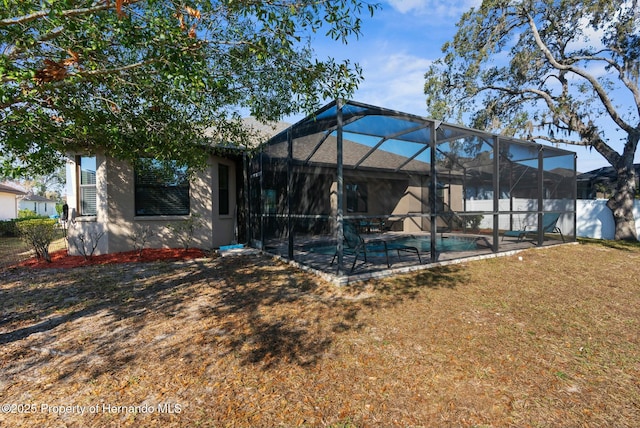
[290,0,637,173]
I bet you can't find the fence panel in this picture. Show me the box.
[576,200,640,239]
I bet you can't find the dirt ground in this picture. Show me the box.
[1,241,639,427]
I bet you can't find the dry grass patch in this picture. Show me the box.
[1,241,639,427]
[0,236,66,269]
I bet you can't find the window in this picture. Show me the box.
[78,156,97,216]
[135,159,190,216]
[218,164,229,215]
[346,183,368,213]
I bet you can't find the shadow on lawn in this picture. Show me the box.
[0,254,468,376]
[578,237,640,251]
[349,264,468,304]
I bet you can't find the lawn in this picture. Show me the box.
[1,241,639,427]
[0,236,67,269]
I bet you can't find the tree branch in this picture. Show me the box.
[483,83,621,165]
[570,54,640,118]
[525,10,635,135]
[75,58,157,77]
[0,1,143,27]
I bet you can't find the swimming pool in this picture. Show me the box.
[390,235,479,252]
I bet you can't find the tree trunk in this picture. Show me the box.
[606,163,638,241]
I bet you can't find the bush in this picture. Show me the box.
[18,209,44,219]
[167,215,204,250]
[0,217,55,238]
[16,219,58,262]
[71,231,105,260]
[129,225,151,258]
[465,214,484,232]
[0,219,19,237]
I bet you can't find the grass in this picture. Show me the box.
[0,235,67,269]
[0,236,31,266]
[1,240,639,427]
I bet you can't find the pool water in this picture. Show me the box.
[392,236,478,252]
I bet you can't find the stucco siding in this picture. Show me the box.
[0,193,18,220]
[66,153,239,255]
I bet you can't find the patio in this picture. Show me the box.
[248,100,576,282]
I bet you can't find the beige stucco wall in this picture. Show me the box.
[446,184,464,212]
[329,173,430,233]
[66,153,238,255]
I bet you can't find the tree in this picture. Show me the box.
[424,0,640,241]
[1,0,378,176]
[18,166,67,197]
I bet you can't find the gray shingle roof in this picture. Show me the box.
[0,183,26,195]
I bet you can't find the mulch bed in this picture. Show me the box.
[17,248,209,269]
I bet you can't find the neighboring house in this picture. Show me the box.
[65,119,289,256]
[18,194,58,217]
[577,164,640,199]
[0,183,26,220]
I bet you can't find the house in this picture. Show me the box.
[577,164,640,199]
[0,183,26,220]
[65,100,577,273]
[64,119,289,256]
[18,194,58,217]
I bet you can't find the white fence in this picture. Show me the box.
[465,199,575,237]
[576,199,640,240]
[465,198,640,240]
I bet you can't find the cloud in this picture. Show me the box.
[385,0,481,17]
[354,51,433,116]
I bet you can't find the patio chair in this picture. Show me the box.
[330,222,389,272]
[502,213,564,243]
[307,226,375,272]
[331,223,421,272]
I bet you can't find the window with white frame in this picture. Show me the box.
[78,156,97,216]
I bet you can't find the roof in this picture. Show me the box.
[0,183,26,195]
[242,117,291,146]
[19,194,57,203]
[203,117,291,150]
[577,164,640,183]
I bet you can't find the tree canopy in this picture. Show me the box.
[425,0,640,240]
[1,0,378,177]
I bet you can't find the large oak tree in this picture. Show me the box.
[1,0,377,176]
[424,0,640,240]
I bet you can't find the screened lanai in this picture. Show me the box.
[248,100,576,281]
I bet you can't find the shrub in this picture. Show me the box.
[129,225,152,258]
[16,219,58,262]
[465,214,484,232]
[167,215,204,250]
[0,219,19,237]
[18,209,43,219]
[71,231,105,260]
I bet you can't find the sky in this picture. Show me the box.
[287,0,637,174]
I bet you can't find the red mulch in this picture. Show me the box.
[17,248,209,269]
